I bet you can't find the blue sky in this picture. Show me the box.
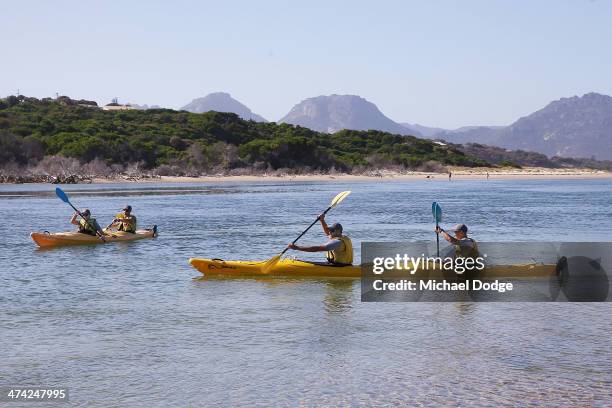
[1,0,610,128]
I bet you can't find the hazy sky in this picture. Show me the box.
[1,0,611,128]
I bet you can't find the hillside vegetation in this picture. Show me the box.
[0,95,488,178]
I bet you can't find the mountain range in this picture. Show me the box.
[428,93,612,160]
[178,92,612,160]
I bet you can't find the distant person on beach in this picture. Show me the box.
[287,214,354,265]
[448,171,452,180]
[435,223,478,260]
[486,172,489,179]
[106,205,138,233]
[71,209,105,236]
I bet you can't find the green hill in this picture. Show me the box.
[0,95,489,174]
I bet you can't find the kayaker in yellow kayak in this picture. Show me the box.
[70,209,105,237]
[287,214,354,265]
[106,205,137,233]
[435,223,479,259]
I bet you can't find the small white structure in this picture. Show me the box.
[103,98,135,111]
[103,103,135,111]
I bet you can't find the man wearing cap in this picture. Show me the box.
[107,205,138,233]
[287,213,354,265]
[435,223,479,259]
[70,209,105,237]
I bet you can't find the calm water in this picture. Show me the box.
[1,179,611,407]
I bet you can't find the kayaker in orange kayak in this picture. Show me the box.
[106,205,137,233]
[287,213,354,265]
[70,209,105,237]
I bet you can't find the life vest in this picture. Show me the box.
[326,235,354,265]
[116,213,137,233]
[79,218,98,235]
[454,238,479,259]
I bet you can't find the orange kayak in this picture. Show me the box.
[30,227,157,248]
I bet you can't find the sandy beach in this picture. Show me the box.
[88,167,612,184]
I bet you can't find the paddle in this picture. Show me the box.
[261,191,352,273]
[432,201,442,256]
[55,187,106,242]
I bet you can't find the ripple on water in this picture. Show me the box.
[1,180,611,406]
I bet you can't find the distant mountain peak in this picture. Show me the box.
[182,92,267,122]
[280,94,413,135]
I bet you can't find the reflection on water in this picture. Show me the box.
[1,179,612,406]
[323,280,354,314]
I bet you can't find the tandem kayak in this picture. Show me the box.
[188,258,558,279]
[30,226,157,248]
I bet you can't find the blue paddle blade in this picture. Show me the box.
[432,202,442,222]
[55,187,69,203]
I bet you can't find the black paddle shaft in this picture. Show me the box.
[436,219,440,257]
[280,205,332,256]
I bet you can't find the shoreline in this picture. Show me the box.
[95,167,612,183]
[2,167,611,185]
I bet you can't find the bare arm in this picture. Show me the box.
[319,214,331,236]
[436,227,459,244]
[288,244,328,252]
[70,213,79,225]
[105,216,121,230]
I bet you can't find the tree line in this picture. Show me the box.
[0,95,490,176]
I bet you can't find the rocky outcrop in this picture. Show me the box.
[280,94,412,135]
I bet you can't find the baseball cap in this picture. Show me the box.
[453,224,468,233]
[329,223,343,233]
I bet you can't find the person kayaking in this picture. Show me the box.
[435,223,478,259]
[287,214,354,265]
[106,205,137,233]
[70,209,105,237]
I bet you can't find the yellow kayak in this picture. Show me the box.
[189,258,361,278]
[31,226,157,248]
[188,258,557,279]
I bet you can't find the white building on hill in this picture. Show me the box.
[103,98,135,111]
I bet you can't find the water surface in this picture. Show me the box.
[1,179,611,406]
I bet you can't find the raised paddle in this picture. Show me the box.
[55,187,106,242]
[261,191,351,273]
[432,201,442,257]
